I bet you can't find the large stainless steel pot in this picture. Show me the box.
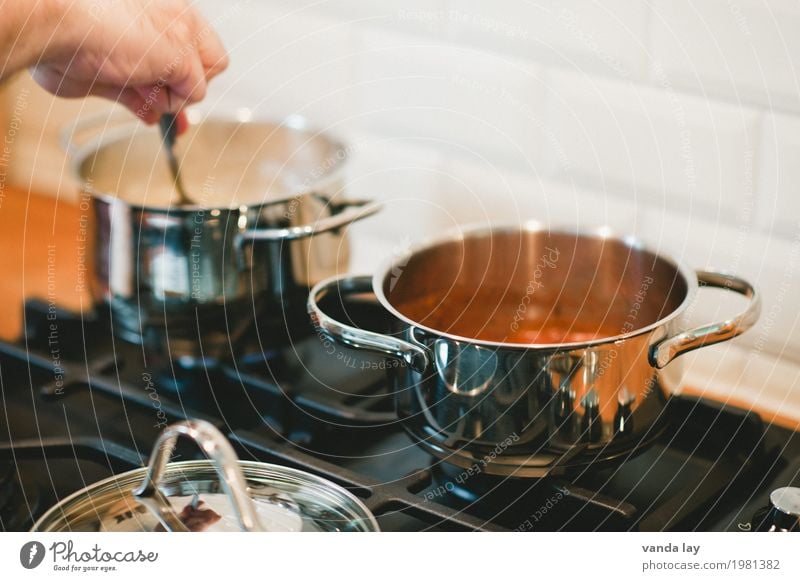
[308,224,760,476]
[65,112,379,359]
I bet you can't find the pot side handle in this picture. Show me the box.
[308,275,429,372]
[239,199,383,241]
[133,420,264,532]
[649,270,761,369]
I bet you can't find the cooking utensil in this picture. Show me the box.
[308,223,760,475]
[158,113,192,205]
[62,111,380,359]
[31,420,379,532]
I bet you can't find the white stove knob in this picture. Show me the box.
[768,487,800,531]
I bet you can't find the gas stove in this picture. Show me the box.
[1,299,798,532]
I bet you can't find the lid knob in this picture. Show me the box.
[133,420,265,532]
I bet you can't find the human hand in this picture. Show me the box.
[29,0,228,126]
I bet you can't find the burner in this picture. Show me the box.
[427,458,639,531]
[428,460,546,504]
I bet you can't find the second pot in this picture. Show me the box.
[308,224,760,476]
[65,112,380,359]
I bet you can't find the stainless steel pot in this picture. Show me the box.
[32,420,379,532]
[308,224,760,476]
[65,112,380,359]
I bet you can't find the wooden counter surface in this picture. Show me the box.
[0,188,90,340]
[0,189,797,430]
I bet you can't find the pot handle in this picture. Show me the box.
[132,420,264,532]
[649,270,760,369]
[308,275,429,372]
[238,199,382,242]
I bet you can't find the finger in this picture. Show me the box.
[95,86,160,123]
[133,84,171,119]
[201,42,229,82]
[164,54,207,108]
[130,86,189,130]
[29,68,157,124]
[138,89,190,132]
[192,12,229,80]
[29,66,90,98]
[176,110,189,135]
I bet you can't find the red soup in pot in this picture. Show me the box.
[384,230,687,345]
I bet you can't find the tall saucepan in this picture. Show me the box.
[64,112,380,360]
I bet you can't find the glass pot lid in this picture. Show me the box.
[31,421,379,532]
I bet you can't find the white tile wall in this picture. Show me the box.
[340,132,449,245]
[643,207,800,364]
[316,0,450,37]
[758,112,800,237]
[437,156,644,236]
[683,343,800,421]
[352,28,545,169]
[543,69,761,220]
[198,3,361,128]
[445,0,650,80]
[650,0,800,113]
[195,0,800,415]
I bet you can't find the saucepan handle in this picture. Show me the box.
[239,199,382,242]
[132,420,264,532]
[308,275,429,372]
[649,270,760,369]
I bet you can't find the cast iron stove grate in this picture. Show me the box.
[0,299,798,531]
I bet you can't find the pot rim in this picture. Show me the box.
[67,109,349,214]
[31,459,380,532]
[371,221,698,351]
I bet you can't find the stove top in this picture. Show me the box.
[1,299,798,532]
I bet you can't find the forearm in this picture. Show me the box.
[0,0,70,81]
